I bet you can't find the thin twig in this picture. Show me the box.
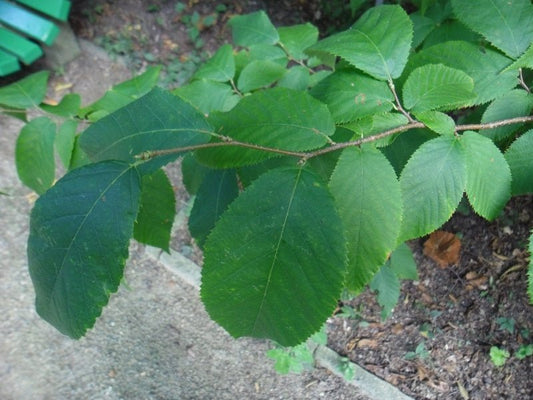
[518,69,531,93]
[388,80,415,122]
[136,115,533,162]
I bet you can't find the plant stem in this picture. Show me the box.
[388,80,414,122]
[518,69,531,93]
[136,115,533,162]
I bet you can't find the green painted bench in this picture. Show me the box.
[0,0,71,76]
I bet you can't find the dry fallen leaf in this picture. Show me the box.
[423,230,461,268]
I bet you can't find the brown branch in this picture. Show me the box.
[136,115,533,163]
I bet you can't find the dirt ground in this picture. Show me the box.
[66,1,533,399]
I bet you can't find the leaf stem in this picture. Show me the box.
[388,80,415,122]
[518,69,531,93]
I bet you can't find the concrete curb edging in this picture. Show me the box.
[145,246,414,400]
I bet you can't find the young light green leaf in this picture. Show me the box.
[370,264,400,320]
[399,135,466,242]
[79,66,161,119]
[329,147,402,292]
[403,64,476,112]
[415,110,455,135]
[278,23,319,60]
[505,129,533,195]
[196,87,335,168]
[404,41,517,105]
[0,70,49,108]
[237,60,287,92]
[40,93,81,117]
[307,5,413,81]
[80,87,213,174]
[229,11,279,47]
[277,66,310,90]
[201,167,347,346]
[133,169,176,252]
[55,119,78,169]
[173,80,239,114]
[504,43,533,72]
[310,70,394,123]
[189,169,239,249]
[390,243,418,280]
[249,44,288,65]
[193,44,235,82]
[451,0,533,59]
[462,131,511,220]
[481,90,533,142]
[15,117,56,194]
[28,161,141,338]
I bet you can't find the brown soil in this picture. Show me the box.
[68,1,533,399]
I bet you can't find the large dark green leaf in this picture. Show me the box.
[462,131,511,220]
[201,167,347,346]
[80,87,213,174]
[15,117,56,194]
[451,0,533,59]
[329,146,402,292]
[133,169,176,252]
[399,135,466,241]
[28,161,141,338]
[196,87,335,168]
[308,5,412,81]
[188,169,239,248]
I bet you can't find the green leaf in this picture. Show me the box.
[527,230,533,304]
[55,119,78,169]
[404,41,517,105]
[329,147,402,292]
[370,264,400,320]
[462,131,511,220]
[399,135,466,242]
[249,44,288,65]
[451,0,533,59]
[15,117,56,194]
[389,243,418,280]
[489,346,510,367]
[236,60,287,92]
[172,80,239,114]
[201,167,347,346]
[28,161,141,338]
[422,20,482,49]
[133,169,176,252]
[277,66,310,90]
[278,23,319,60]
[69,136,91,171]
[189,169,239,248]
[415,110,455,135]
[181,153,210,195]
[40,94,81,117]
[505,129,533,195]
[79,66,161,119]
[308,5,413,81]
[403,64,476,112]
[410,13,436,48]
[80,87,213,174]
[480,90,533,142]
[229,11,279,47]
[310,70,394,123]
[504,43,533,71]
[0,71,49,109]
[196,87,335,168]
[193,44,235,82]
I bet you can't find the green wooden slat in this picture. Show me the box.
[14,0,71,21]
[0,49,20,76]
[0,26,42,64]
[0,0,59,45]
